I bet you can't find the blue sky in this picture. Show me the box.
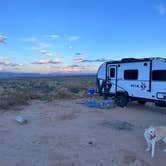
[0,0,166,73]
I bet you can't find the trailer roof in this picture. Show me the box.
[106,57,166,64]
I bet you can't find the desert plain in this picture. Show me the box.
[0,76,166,166]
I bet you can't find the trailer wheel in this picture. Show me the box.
[116,94,128,107]
[138,100,146,105]
[155,102,166,107]
[104,95,108,100]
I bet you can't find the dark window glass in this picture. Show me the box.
[152,70,166,81]
[124,70,138,80]
[110,68,115,77]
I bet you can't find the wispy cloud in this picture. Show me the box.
[45,53,54,56]
[55,65,97,73]
[38,42,52,48]
[68,35,80,41]
[0,59,24,67]
[45,34,60,39]
[74,58,111,63]
[0,61,11,65]
[39,50,55,57]
[32,58,61,65]
[0,56,10,61]
[31,42,52,50]
[0,56,25,67]
[39,50,48,54]
[0,56,11,66]
[69,65,80,68]
[157,3,166,15]
[22,37,38,42]
[0,35,7,43]
[8,63,24,67]
[75,52,83,56]
[73,58,83,63]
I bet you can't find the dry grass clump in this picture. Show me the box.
[0,90,29,109]
[0,75,96,110]
[54,87,73,99]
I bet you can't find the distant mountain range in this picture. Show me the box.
[0,71,96,78]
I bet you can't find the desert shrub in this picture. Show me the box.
[0,75,96,109]
[33,82,56,93]
[54,87,73,99]
[0,91,29,109]
[67,85,80,93]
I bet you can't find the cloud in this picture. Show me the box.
[8,63,24,67]
[46,34,60,39]
[32,59,61,65]
[0,35,7,43]
[51,59,61,64]
[73,58,83,63]
[45,53,54,56]
[39,50,48,54]
[0,56,10,61]
[0,60,24,67]
[157,3,166,15]
[38,42,52,48]
[69,65,80,68]
[74,58,111,63]
[31,42,52,50]
[25,41,52,51]
[22,37,38,42]
[32,59,50,64]
[68,35,80,41]
[55,65,97,73]
[75,52,83,56]
[82,58,111,62]
[0,56,25,67]
[39,50,55,56]
[0,56,11,65]
[0,61,11,65]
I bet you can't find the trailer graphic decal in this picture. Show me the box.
[140,82,146,91]
[131,82,147,90]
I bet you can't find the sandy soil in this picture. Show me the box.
[0,99,166,166]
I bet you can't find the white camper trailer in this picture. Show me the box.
[96,57,166,107]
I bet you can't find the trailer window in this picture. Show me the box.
[152,70,166,81]
[110,68,115,77]
[124,70,138,80]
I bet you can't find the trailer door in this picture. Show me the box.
[107,65,117,93]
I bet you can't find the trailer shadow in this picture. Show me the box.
[127,102,166,114]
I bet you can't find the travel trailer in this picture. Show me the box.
[96,57,166,107]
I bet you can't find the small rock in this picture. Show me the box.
[15,116,28,125]
[88,141,93,145]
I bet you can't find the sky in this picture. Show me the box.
[0,0,166,74]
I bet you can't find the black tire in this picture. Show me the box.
[116,94,128,107]
[104,95,108,100]
[138,100,146,105]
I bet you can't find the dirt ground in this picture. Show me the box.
[0,99,166,166]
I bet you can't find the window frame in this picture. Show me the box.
[110,68,115,78]
[124,69,139,80]
[152,70,166,81]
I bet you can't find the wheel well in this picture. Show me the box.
[116,91,129,97]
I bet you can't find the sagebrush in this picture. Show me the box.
[0,75,96,109]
